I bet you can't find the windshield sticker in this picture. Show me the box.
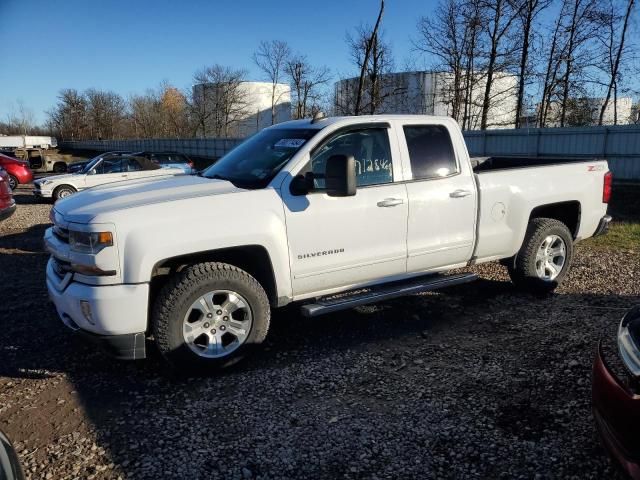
[274,138,306,148]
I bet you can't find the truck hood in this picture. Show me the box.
[54,175,244,224]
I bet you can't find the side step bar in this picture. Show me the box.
[300,272,478,317]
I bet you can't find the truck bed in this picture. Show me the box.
[471,156,600,172]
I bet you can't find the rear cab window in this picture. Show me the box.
[402,125,458,180]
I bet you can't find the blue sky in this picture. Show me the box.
[1,0,443,123]
[7,0,618,126]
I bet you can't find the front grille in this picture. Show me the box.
[53,225,69,243]
[51,257,72,278]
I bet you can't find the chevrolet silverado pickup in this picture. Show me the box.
[44,115,612,372]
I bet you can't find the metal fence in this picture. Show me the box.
[59,138,244,161]
[464,124,640,180]
[60,124,640,180]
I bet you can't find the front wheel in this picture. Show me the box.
[53,185,76,201]
[7,175,18,190]
[152,262,270,373]
[507,218,574,294]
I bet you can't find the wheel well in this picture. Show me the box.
[151,245,278,307]
[52,161,67,171]
[529,201,581,238]
[54,184,77,193]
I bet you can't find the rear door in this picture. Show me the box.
[282,125,408,297]
[398,121,477,272]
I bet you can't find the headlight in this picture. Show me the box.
[618,306,640,376]
[40,179,52,185]
[68,230,113,254]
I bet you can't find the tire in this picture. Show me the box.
[53,162,67,173]
[53,185,76,201]
[507,217,574,294]
[152,262,270,373]
[7,175,18,191]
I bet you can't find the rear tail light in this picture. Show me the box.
[188,161,194,168]
[603,171,612,203]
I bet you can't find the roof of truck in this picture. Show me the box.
[272,115,457,130]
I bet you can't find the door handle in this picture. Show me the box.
[377,198,404,207]
[449,189,471,198]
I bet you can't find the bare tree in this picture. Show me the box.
[286,55,331,119]
[514,0,552,128]
[537,9,565,127]
[349,0,385,115]
[159,83,190,137]
[558,0,600,127]
[415,0,472,123]
[5,100,36,135]
[85,89,126,139]
[596,0,636,125]
[253,40,291,124]
[47,89,88,140]
[479,0,523,130]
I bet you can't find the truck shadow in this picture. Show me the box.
[0,265,635,478]
[0,184,636,479]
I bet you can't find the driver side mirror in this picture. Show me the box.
[325,154,356,197]
[290,172,314,196]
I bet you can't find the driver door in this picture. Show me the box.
[282,126,408,298]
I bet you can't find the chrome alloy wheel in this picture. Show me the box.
[535,235,566,281]
[182,290,253,358]
[58,189,73,198]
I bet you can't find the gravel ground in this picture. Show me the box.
[0,183,638,480]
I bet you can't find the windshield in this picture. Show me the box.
[202,128,318,188]
[81,154,105,174]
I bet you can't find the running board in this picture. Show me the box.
[300,273,478,317]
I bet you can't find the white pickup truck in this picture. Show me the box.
[44,115,612,372]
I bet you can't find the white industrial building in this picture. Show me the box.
[192,81,291,137]
[543,97,635,127]
[334,71,518,130]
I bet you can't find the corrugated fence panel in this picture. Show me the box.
[60,138,244,160]
[60,126,640,180]
[463,125,640,180]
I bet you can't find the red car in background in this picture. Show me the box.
[0,152,33,190]
[0,167,17,221]
[593,305,640,479]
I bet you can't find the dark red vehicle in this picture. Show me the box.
[0,152,33,190]
[593,305,640,479]
[0,167,17,221]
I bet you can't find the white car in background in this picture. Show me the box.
[33,154,185,201]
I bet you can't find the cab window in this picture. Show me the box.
[307,128,393,189]
[95,158,124,174]
[403,125,457,180]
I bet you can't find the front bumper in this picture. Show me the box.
[0,202,16,221]
[592,341,640,479]
[46,258,149,360]
[33,186,52,198]
[593,214,613,237]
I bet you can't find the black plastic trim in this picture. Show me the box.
[77,330,146,360]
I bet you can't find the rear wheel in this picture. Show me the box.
[7,175,18,190]
[507,218,574,294]
[53,184,76,201]
[152,262,270,373]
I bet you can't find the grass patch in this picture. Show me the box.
[582,222,640,251]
